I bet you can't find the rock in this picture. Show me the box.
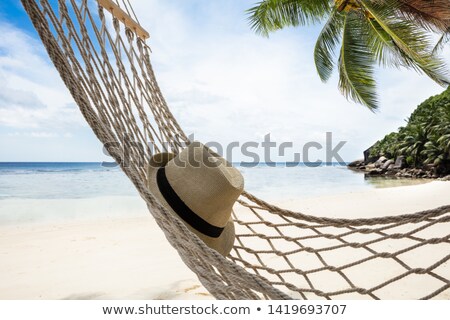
[387,164,395,170]
[374,156,388,168]
[381,159,394,170]
[403,172,412,178]
[367,168,383,176]
[363,141,378,164]
[393,156,405,169]
[439,175,450,181]
[363,143,379,164]
[378,156,388,163]
[348,159,364,167]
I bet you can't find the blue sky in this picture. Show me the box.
[0,0,449,162]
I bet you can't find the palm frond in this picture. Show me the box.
[359,0,450,86]
[364,17,406,68]
[314,8,345,82]
[247,0,331,36]
[397,0,450,32]
[364,14,438,72]
[433,29,450,54]
[338,12,378,110]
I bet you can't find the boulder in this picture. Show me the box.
[393,156,405,169]
[348,159,364,168]
[367,168,383,176]
[363,143,379,164]
[374,156,388,168]
[403,172,412,178]
[381,159,394,170]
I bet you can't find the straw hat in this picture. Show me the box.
[147,141,244,256]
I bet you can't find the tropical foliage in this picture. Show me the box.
[247,0,450,110]
[370,87,450,172]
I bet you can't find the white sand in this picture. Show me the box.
[0,181,449,300]
[0,198,210,300]
[279,180,450,218]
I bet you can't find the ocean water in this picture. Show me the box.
[0,162,428,201]
[0,162,136,200]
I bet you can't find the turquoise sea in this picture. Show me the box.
[0,162,427,201]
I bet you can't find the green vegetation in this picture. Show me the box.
[247,0,450,110]
[370,87,450,173]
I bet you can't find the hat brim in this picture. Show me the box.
[147,152,235,257]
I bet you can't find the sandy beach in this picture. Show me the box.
[0,181,449,300]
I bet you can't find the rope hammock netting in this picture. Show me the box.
[20,0,450,299]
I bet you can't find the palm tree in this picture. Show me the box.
[399,0,450,51]
[399,124,431,166]
[398,0,450,31]
[247,0,450,110]
[422,134,449,167]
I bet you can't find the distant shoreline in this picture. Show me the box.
[0,162,436,202]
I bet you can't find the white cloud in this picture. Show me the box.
[6,131,60,138]
[0,79,45,109]
[0,22,85,130]
[29,131,57,138]
[130,0,450,161]
[0,1,449,162]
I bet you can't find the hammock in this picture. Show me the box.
[21,0,450,299]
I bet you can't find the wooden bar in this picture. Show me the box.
[98,0,150,40]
